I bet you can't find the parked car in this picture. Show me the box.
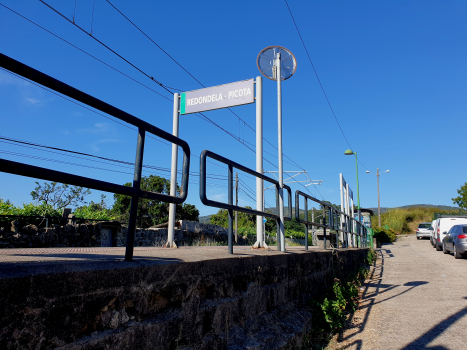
[434,217,467,251]
[442,224,467,259]
[430,219,438,247]
[416,222,432,239]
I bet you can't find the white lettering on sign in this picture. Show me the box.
[228,88,252,99]
[181,79,254,115]
[186,93,224,106]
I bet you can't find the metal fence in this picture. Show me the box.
[0,53,191,261]
[199,150,292,253]
[295,190,367,249]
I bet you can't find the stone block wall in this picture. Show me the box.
[0,220,233,249]
[0,248,369,350]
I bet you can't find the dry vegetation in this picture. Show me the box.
[371,207,461,234]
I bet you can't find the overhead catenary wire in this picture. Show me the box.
[0,147,230,190]
[0,135,229,181]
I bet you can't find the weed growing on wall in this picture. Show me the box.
[303,249,374,349]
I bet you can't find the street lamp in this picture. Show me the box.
[366,169,390,227]
[344,150,361,220]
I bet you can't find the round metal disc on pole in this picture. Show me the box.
[256,46,296,252]
[257,46,296,81]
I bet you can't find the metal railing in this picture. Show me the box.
[0,53,191,261]
[295,191,367,249]
[199,150,292,253]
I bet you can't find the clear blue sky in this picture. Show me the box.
[1,0,466,216]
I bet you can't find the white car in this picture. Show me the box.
[416,222,432,239]
[434,216,467,251]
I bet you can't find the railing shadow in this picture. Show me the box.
[340,249,429,343]
[400,298,467,349]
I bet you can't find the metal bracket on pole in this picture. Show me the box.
[166,93,180,248]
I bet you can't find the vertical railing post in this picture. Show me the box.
[125,128,145,262]
[276,185,281,251]
[323,204,327,249]
[304,199,308,250]
[228,164,233,254]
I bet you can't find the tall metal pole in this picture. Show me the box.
[255,76,265,248]
[228,164,233,254]
[125,128,145,262]
[355,152,361,223]
[167,93,180,248]
[377,168,381,228]
[235,172,238,243]
[304,199,308,250]
[276,52,285,252]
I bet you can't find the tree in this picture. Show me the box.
[210,206,256,228]
[112,175,199,228]
[75,195,116,221]
[30,181,91,212]
[452,182,467,210]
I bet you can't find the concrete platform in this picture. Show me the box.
[0,245,320,277]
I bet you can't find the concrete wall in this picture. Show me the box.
[0,248,368,350]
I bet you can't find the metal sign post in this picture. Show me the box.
[253,76,266,248]
[167,93,180,248]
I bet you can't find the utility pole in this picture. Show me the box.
[235,172,238,243]
[377,168,381,228]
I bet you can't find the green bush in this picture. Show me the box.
[373,227,396,244]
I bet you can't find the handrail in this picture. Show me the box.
[199,150,292,253]
[0,53,191,261]
[295,190,367,249]
[200,150,292,220]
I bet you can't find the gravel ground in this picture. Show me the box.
[333,234,467,350]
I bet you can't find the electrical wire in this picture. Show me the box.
[2,2,327,197]
[284,0,370,173]
[2,2,302,175]
[0,135,229,180]
[103,0,309,172]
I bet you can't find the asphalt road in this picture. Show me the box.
[336,234,467,349]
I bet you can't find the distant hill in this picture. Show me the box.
[367,204,460,214]
[200,204,461,222]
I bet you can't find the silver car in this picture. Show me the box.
[442,224,467,259]
[416,222,432,240]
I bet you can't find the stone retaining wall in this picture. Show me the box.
[0,248,369,350]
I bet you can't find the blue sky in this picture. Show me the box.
[1,0,466,216]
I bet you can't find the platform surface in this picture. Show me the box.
[0,245,325,278]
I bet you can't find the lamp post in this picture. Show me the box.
[344,150,361,220]
[366,169,390,227]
